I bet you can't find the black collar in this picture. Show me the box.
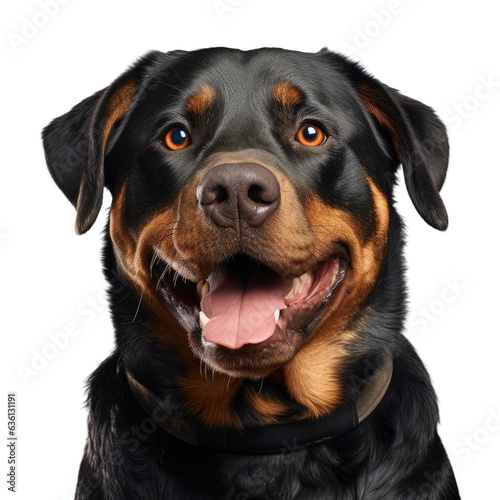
[126,358,393,455]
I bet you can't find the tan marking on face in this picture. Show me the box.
[185,84,216,116]
[283,176,390,418]
[110,184,184,340]
[303,175,389,305]
[110,187,178,361]
[272,83,303,109]
[109,184,138,281]
[110,184,175,297]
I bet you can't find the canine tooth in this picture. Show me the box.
[199,311,210,327]
[285,271,313,300]
[196,281,210,299]
[300,271,313,286]
[274,309,280,323]
[285,277,301,300]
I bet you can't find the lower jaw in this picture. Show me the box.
[155,254,348,378]
[192,329,304,379]
[188,268,347,378]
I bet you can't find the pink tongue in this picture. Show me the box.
[201,267,292,350]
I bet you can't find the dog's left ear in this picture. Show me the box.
[357,80,449,230]
[42,51,164,234]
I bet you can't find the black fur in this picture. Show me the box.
[43,47,459,499]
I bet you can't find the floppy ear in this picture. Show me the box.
[42,51,163,234]
[357,80,449,230]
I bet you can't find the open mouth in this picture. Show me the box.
[152,248,348,352]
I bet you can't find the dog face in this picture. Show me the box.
[43,48,448,408]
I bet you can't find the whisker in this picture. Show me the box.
[151,80,187,93]
[116,288,135,304]
[156,262,171,291]
[172,270,180,286]
[258,378,264,395]
[132,289,144,322]
[170,66,186,86]
[150,249,159,277]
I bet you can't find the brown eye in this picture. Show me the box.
[296,123,326,147]
[164,126,191,150]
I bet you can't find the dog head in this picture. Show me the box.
[43,48,448,419]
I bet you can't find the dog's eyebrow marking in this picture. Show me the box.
[185,84,216,116]
[273,83,303,109]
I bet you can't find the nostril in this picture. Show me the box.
[212,186,228,205]
[199,185,228,205]
[248,185,266,204]
[248,180,280,205]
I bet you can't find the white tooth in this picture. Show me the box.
[293,276,302,294]
[274,309,280,323]
[299,271,313,287]
[285,271,313,300]
[285,276,301,300]
[197,281,210,299]
[199,311,210,327]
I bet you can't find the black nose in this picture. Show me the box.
[197,163,281,228]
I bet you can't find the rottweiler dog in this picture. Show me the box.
[43,48,460,499]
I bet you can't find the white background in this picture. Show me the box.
[2,0,499,498]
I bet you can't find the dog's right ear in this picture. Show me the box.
[42,51,165,234]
